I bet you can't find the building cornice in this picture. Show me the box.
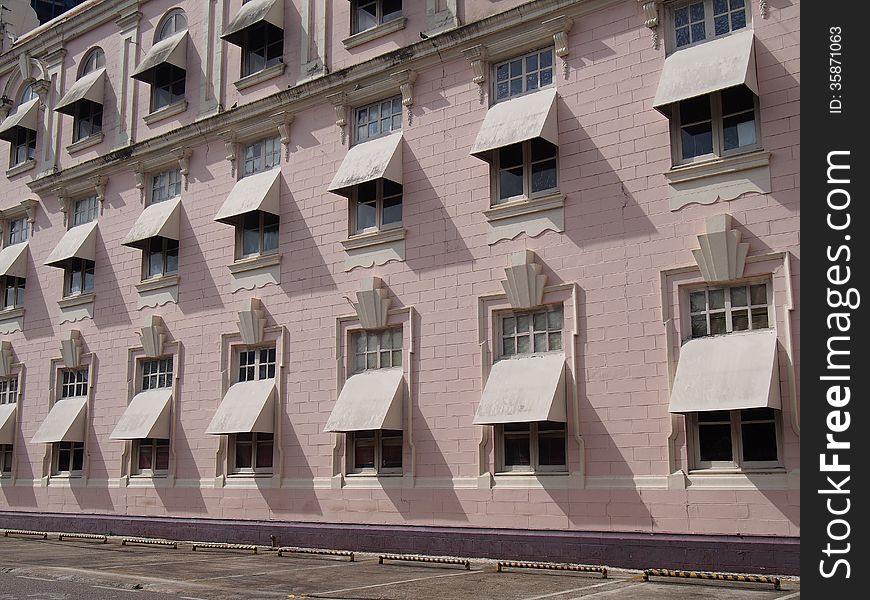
[26,0,623,197]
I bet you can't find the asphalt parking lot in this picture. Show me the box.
[0,535,799,600]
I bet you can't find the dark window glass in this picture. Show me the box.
[740,409,778,462]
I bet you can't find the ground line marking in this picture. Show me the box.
[190,571,269,582]
[311,569,484,595]
[569,582,646,598]
[776,592,801,599]
[519,579,624,600]
[14,575,55,581]
[91,585,141,592]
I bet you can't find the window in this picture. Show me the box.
[73,50,105,142]
[0,444,11,475]
[151,168,182,204]
[0,378,17,405]
[672,87,759,164]
[242,21,283,77]
[65,258,95,296]
[238,347,276,382]
[688,282,770,338]
[355,96,402,143]
[53,441,84,476]
[352,0,402,34]
[493,139,558,204]
[238,212,279,258]
[352,329,402,373]
[73,196,98,226]
[231,432,273,474]
[670,0,748,50]
[7,217,28,244]
[1,276,24,309]
[501,306,563,357]
[142,357,173,390]
[157,9,187,39]
[10,84,38,168]
[151,64,186,111]
[692,408,781,470]
[352,180,402,235]
[493,48,554,102]
[350,430,402,474]
[134,438,169,475]
[61,368,88,398]
[498,421,566,473]
[144,238,179,279]
[242,136,281,176]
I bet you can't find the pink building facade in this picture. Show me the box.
[0,0,799,572]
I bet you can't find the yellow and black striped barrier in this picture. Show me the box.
[121,537,177,548]
[191,542,258,553]
[58,533,107,543]
[497,561,607,578]
[642,568,781,590]
[278,546,354,561]
[378,554,471,570]
[2,529,48,539]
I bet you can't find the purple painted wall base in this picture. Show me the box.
[0,511,799,575]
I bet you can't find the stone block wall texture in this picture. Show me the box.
[0,0,799,551]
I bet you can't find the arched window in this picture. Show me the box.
[81,48,105,76]
[157,9,187,42]
[5,83,40,166]
[19,84,38,105]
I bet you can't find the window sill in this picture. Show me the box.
[135,274,179,309]
[0,306,25,320]
[0,305,25,333]
[234,62,286,92]
[665,150,772,210]
[58,292,96,309]
[6,159,35,178]
[483,192,565,245]
[494,470,569,476]
[688,467,786,476]
[228,252,281,275]
[143,100,188,125]
[227,252,281,292]
[342,17,407,50]
[58,292,95,324]
[341,227,406,271]
[136,273,179,293]
[66,132,104,154]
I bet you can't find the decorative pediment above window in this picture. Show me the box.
[501,250,547,310]
[692,214,750,283]
[139,315,166,358]
[0,341,13,377]
[238,298,266,344]
[353,277,391,329]
[60,330,83,368]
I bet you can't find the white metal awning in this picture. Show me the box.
[55,68,107,116]
[43,221,98,268]
[0,403,16,445]
[31,396,88,444]
[668,329,781,413]
[205,379,275,434]
[222,0,283,47]
[109,389,172,440]
[0,242,28,278]
[653,29,758,113]
[470,87,559,161]
[327,132,403,197]
[473,353,566,425]
[323,368,404,432]
[132,31,189,83]
[122,197,181,249]
[0,98,40,141]
[214,168,281,225]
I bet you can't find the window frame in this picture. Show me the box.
[1,276,25,310]
[73,99,103,142]
[353,96,403,144]
[150,64,187,112]
[150,168,182,204]
[0,377,18,405]
[141,356,174,391]
[491,47,556,104]
[689,408,783,471]
[241,21,284,77]
[143,237,179,280]
[0,443,12,475]
[60,367,89,399]
[241,136,281,177]
[670,90,762,166]
[133,437,170,477]
[350,179,403,236]
[666,0,752,53]
[7,216,28,245]
[236,345,277,383]
[72,196,98,226]
[350,327,403,374]
[156,9,187,41]
[497,304,564,359]
[349,429,403,475]
[230,432,274,475]
[685,280,772,339]
[351,0,403,35]
[52,441,84,477]
[64,258,95,297]
[235,211,279,259]
[10,126,36,168]
[496,421,568,474]
[491,140,560,206]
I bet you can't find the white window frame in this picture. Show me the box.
[491,47,556,103]
[351,328,403,373]
[1,276,25,310]
[690,409,783,471]
[350,179,403,236]
[351,0,403,35]
[150,168,182,204]
[64,258,95,297]
[143,237,179,280]
[7,216,28,245]
[349,429,403,475]
[0,443,12,475]
[0,377,18,405]
[72,196,98,226]
[10,126,36,168]
[497,421,567,474]
[241,21,284,77]
[237,345,277,383]
[156,9,187,41]
[686,280,772,339]
[354,96,402,144]
[52,441,84,477]
[230,432,274,475]
[235,211,279,259]
[133,437,170,477]
[491,140,559,206]
[666,0,752,53]
[669,90,762,166]
[498,305,564,358]
[141,356,173,390]
[242,136,281,177]
[60,368,89,398]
